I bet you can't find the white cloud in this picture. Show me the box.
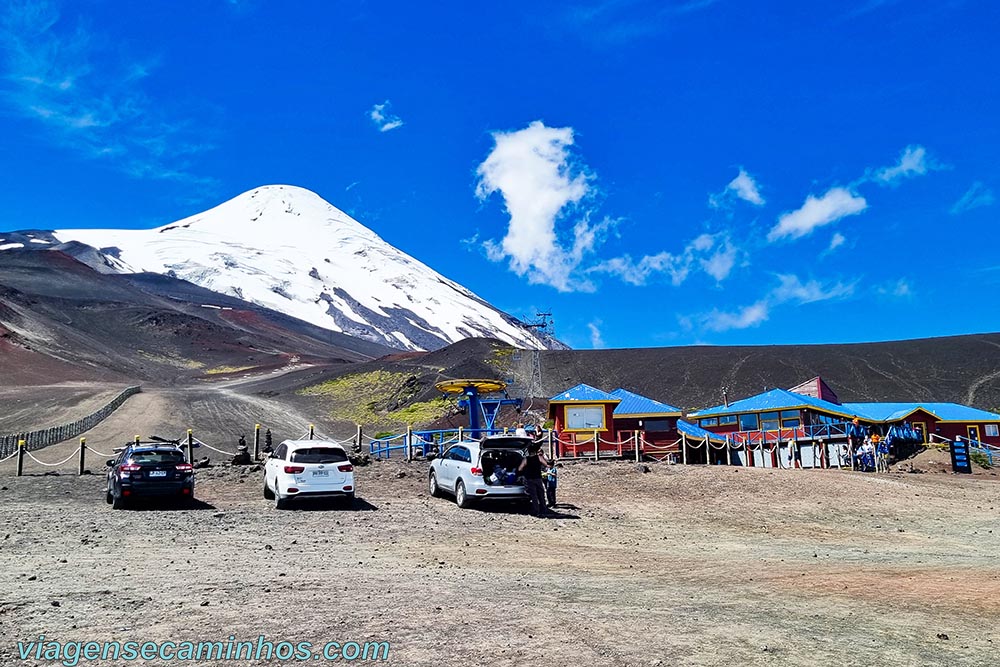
[477,121,615,292]
[768,187,867,242]
[710,167,765,208]
[369,100,404,132]
[771,274,855,304]
[587,319,605,348]
[872,144,940,185]
[695,273,855,332]
[702,301,770,332]
[876,278,914,299]
[950,182,995,215]
[589,232,739,287]
[828,232,846,252]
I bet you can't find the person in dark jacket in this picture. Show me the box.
[518,442,549,517]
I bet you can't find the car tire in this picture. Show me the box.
[455,480,472,509]
[263,475,275,500]
[343,492,355,508]
[274,484,290,510]
[428,472,442,498]
[111,492,127,510]
[105,486,113,504]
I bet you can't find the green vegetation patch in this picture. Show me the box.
[298,370,449,428]
[204,364,257,375]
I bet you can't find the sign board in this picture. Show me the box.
[950,438,973,474]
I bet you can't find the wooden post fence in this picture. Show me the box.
[681,433,688,465]
[16,439,24,476]
[593,430,599,462]
[78,438,86,476]
[186,429,194,464]
[253,424,261,461]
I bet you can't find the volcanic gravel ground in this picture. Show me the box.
[1,459,998,667]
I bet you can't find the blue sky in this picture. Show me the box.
[0,0,997,349]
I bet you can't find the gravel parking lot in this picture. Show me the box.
[1,457,998,666]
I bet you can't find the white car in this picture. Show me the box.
[263,439,355,509]
[428,435,531,509]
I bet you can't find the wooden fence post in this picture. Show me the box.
[405,424,413,461]
[593,430,599,461]
[547,429,555,461]
[355,424,363,453]
[253,424,261,461]
[458,426,464,442]
[308,424,314,440]
[186,429,194,464]
[16,439,25,476]
[705,437,711,465]
[78,437,86,476]
[634,431,641,463]
[681,433,688,465]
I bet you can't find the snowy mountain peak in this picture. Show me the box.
[7,186,562,352]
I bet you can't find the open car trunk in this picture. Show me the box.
[480,449,525,486]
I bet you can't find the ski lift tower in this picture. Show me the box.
[435,379,523,435]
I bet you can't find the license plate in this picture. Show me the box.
[149,470,167,477]
[312,470,329,477]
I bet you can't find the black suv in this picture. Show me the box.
[105,444,195,509]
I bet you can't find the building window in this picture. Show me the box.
[760,411,780,431]
[780,410,800,428]
[719,415,738,425]
[644,419,673,432]
[565,405,605,430]
[986,424,999,437]
[739,413,759,430]
[699,417,719,427]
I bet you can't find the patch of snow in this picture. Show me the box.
[200,304,222,309]
[0,242,24,250]
[29,239,51,244]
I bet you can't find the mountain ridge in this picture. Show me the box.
[0,185,564,352]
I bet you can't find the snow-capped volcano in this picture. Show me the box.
[15,185,560,351]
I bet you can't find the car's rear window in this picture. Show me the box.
[290,447,348,464]
[129,450,185,464]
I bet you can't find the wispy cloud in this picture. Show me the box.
[828,232,846,252]
[369,100,404,132]
[587,319,605,348]
[768,187,867,242]
[563,0,720,44]
[589,232,739,286]
[0,0,216,188]
[950,182,995,214]
[876,278,914,299]
[709,167,765,208]
[691,274,856,332]
[869,144,942,185]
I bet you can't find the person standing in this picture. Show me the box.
[518,442,548,517]
[543,461,558,508]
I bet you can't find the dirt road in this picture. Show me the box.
[0,458,997,666]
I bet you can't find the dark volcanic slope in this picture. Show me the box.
[0,249,391,385]
[532,335,1000,411]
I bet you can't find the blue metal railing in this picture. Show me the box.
[367,427,540,459]
[957,436,998,466]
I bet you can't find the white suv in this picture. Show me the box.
[428,435,531,509]
[263,440,355,509]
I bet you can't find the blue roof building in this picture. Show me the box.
[610,388,681,418]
